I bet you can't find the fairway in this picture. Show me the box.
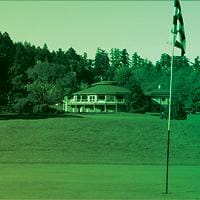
[0,164,200,199]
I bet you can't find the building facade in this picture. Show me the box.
[145,89,170,112]
[63,81,130,113]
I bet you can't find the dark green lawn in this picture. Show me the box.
[0,112,199,164]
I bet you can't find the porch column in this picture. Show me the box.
[104,104,107,112]
[114,96,117,112]
[63,101,65,111]
[104,95,107,112]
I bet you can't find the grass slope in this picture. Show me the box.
[0,113,199,164]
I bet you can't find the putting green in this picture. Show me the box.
[0,164,199,199]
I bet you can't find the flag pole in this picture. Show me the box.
[165,27,176,195]
[166,0,186,193]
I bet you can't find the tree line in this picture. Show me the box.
[0,31,199,114]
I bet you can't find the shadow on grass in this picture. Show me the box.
[0,113,84,120]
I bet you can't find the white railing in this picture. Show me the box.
[68,99,125,104]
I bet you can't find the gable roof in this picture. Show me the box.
[74,81,130,95]
[145,89,170,97]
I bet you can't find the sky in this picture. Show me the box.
[0,1,199,63]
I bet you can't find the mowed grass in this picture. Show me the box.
[0,113,199,164]
[0,113,200,199]
[1,164,200,199]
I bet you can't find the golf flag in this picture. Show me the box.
[173,0,186,56]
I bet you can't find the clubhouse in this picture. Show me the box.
[63,81,130,113]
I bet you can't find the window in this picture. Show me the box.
[82,95,87,102]
[106,95,114,102]
[98,95,105,101]
[77,95,81,102]
[73,96,77,101]
[161,97,166,101]
[116,95,124,102]
[88,95,96,102]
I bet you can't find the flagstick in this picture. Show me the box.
[165,31,176,195]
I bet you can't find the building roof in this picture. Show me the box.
[145,89,170,97]
[74,81,130,95]
[91,81,117,86]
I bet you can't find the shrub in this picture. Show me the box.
[33,104,60,114]
[164,101,187,120]
[12,98,34,113]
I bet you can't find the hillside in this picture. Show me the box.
[0,113,199,165]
